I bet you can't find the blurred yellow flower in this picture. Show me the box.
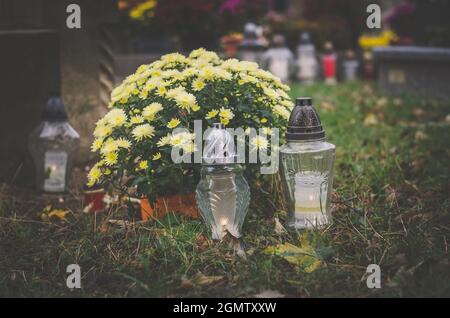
[87,165,102,187]
[91,138,103,152]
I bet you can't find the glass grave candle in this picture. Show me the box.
[280,97,336,229]
[196,123,250,240]
[341,50,360,81]
[28,96,80,193]
[261,34,295,83]
[296,32,319,84]
[322,41,337,85]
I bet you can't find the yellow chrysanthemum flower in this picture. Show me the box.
[273,105,291,120]
[130,115,145,124]
[152,152,161,160]
[260,118,268,124]
[175,92,197,111]
[220,117,230,126]
[87,165,102,187]
[157,86,167,97]
[138,160,148,170]
[182,142,197,153]
[206,109,219,119]
[167,118,181,129]
[219,107,234,121]
[157,135,171,147]
[191,104,201,112]
[93,124,112,139]
[91,138,103,152]
[262,127,273,135]
[251,136,268,150]
[132,124,155,141]
[192,78,205,91]
[116,138,131,149]
[169,133,184,146]
[199,66,215,80]
[104,152,118,166]
[142,102,163,120]
[100,138,119,154]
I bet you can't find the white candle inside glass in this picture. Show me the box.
[294,172,327,214]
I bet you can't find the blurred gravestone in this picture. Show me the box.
[0,0,119,186]
[0,30,60,186]
[374,46,450,100]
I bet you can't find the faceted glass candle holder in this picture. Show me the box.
[280,140,335,228]
[196,164,250,240]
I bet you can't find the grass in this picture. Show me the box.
[1,81,449,297]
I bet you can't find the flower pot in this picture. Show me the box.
[141,193,198,221]
[83,187,105,213]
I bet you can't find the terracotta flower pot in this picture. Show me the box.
[141,193,198,221]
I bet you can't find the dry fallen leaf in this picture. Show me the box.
[39,206,69,222]
[320,101,335,111]
[264,235,323,273]
[376,97,388,109]
[415,130,428,141]
[185,272,225,287]
[363,112,379,127]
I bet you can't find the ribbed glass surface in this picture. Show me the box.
[196,165,250,240]
[280,140,335,229]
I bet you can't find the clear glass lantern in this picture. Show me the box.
[296,32,319,84]
[28,96,80,193]
[280,97,336,229]
[261,34,295,83]
[237,23,266,65]
[196,123,250,240]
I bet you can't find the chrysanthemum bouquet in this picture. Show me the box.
[88,48,293,202]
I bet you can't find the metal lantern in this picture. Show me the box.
[28,96,80,192]
[296,32,319,84]
[237,23,266,65]
[196,123,250,240]
[280,97,336,229]
[261,34,295,83]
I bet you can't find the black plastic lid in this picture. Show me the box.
[286,97,325,141]
[42,96,68,121]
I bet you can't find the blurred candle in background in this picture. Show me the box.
[322,41,337,85]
